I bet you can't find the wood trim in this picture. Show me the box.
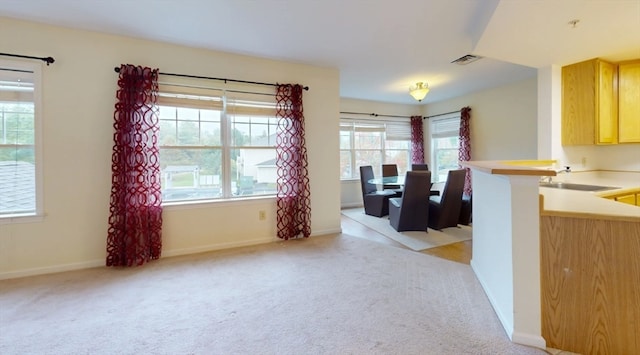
[461,160,557,176]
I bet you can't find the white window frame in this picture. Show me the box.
[157,84,278,204]
[0,59,44,223]
[340,118,412,180]
[430,113,461,183]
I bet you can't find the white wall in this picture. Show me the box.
[0,17,341,279]
[424,77,539,162]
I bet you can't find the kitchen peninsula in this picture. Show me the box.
[461,160,640,354]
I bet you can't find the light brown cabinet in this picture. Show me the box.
[618,59,640,143]
[599,188,640,206]
[562,58,618,145]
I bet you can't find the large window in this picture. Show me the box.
[340,119,411,179]
[158,85,277,203]
[430,113,461,183]
[0,60,42,220]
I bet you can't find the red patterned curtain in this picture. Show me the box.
[410,115,425,164]
[275,84,311,240]
[459,106,472,196]
[106,64,163,266]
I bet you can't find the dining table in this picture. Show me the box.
[368,175,440,196]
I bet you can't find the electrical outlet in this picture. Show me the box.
[581,157,587,167]
[258,210,266,220]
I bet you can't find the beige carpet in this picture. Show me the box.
[0,234,545,355]
[342,208,472,251]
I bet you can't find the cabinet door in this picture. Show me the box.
[618,60,640,143]
[615,194,636,205]
[562,60,596,145]
[596,60,618,144]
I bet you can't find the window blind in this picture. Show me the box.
[431,113,461,138]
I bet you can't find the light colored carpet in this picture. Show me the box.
[0,235,545,355]
[342,208,472,251]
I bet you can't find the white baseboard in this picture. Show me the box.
[1,229,344,281]
[0,259,104,280]
[512,331,547,349]
[470,259,514,339]
[471,259,546,350]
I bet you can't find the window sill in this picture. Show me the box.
[162,195,277,211]
[0,214,45,225]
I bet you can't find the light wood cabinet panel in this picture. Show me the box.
[597,60,618,143]
[562,58,618,145]
[618,60,640,143]
[540,216,640,354]
[615,194,636,205]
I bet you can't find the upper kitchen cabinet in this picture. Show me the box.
[562,58,618,146]
[618,59,640,143]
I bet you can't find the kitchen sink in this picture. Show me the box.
[539,182,620,191]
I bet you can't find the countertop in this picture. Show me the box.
[462,160,640,222]
[538,171,640,222]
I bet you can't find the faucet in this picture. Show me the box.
[542,166,571,183]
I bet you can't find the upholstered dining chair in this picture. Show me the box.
[388,171,431,232]
[410,163,439,196]
[428,169,466,230]
[382,164,403,197]
[359,165,397,217]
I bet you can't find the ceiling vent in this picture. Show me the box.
[451,54,482,65]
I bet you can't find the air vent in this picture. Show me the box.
[451,54,482,65]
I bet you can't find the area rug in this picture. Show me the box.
[342,207,472,251]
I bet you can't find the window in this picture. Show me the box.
[340,119,411,179]
[430,113,461,183]
[0,60,42,220]
[158,84,277,203]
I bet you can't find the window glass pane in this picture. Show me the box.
[433,138,460,182]
[354,131,382,149]
[160,147,222,202]
[0,66,37,217]
[339,130,351,149]
[339,150,352,179]
[232,148,277,196]
[355,150,382,177]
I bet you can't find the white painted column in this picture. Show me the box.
[469,168,546,349]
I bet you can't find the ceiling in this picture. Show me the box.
[1,0,639,105]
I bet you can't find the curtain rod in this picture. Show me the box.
[113,67,309,91]
[340,111,422,119]
[423,110,460,119]
[0,52,55,65]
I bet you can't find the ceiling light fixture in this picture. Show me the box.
[409,82,429,102]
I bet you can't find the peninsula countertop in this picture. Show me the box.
[461,161,640,222]
[539,170,640,222]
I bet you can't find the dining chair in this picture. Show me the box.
[411,163,429,171]
[428,169,466,230]
[410,163,439,196]
[388,171,431,232]
[359,165,397,217]
[382,164,403,197]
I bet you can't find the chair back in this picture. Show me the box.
[411,163,429,171]
[382,164,399,177]
[438,169,466,220]
[399,171,432,210]
[389,170,431,231]
[359,165,377,196]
